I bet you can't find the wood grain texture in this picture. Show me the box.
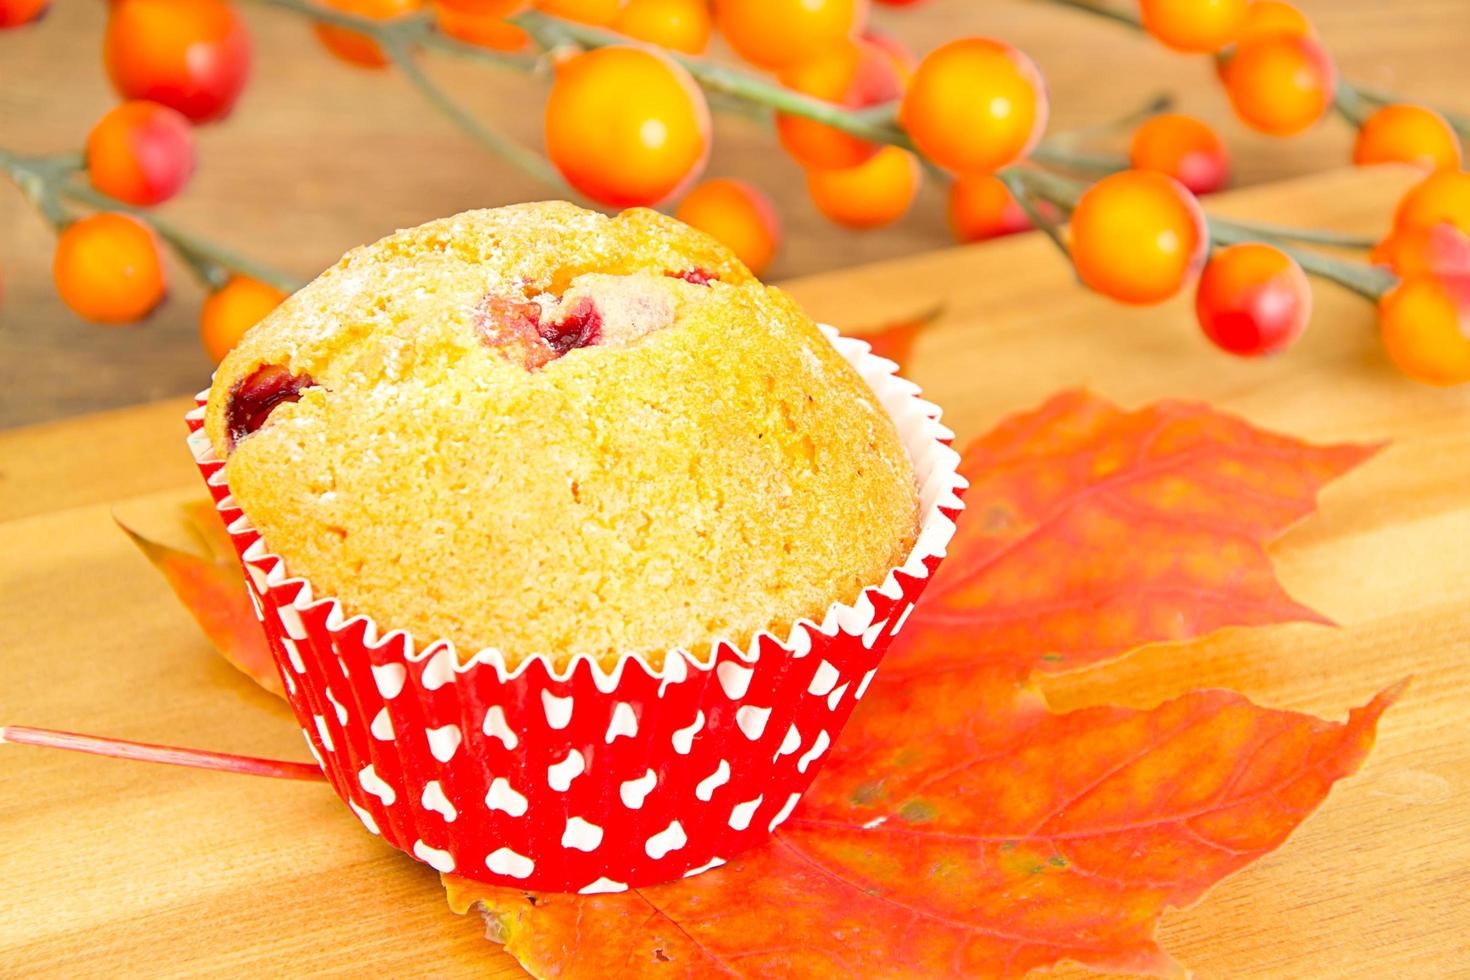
[3,0,1470,426]
[2,168,1468,978]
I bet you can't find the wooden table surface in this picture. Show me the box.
[3,0,1470,427]
[2,166,1468,977]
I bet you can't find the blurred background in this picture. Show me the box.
[1,0,1467,428]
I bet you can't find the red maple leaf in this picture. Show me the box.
[440,392,1394,979]
[890,390,1381,677]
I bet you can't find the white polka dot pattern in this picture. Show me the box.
[561,817,604,852]
[547,749,586,792]
[485,777,528,816]
[425,724,462,762]
[645,820,688,859]
[184,325,967,891]
[620,769,657,809]
[421,781,457,822]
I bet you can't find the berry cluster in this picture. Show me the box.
[0,0,1467,385]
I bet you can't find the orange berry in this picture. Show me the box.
[432,3,530,49]
[862,26,915,84]
[200,276,288,362]
[545,46,709,207]
[900,37,1046,175]
[1393,170,1470,237]
[1194,242,1311,356]
[675,178,780,275]
[1372,224,1470,279]
[713,0,865,71]
[1377,274,1470,385]
[53,214,166,324]
[806,145,920,230]
[86,100,196,206]
[0,0,48,28]
[314,0,425,68]
[947,174,1032,243]
[776,39,903,169]
[534,0,625,25]
[1141,0,1248,53]
[1236,0,1312,43]
[611,0,711,54]
[1129,112,1230,195]
[1353,104,1462,172]
[104,0,251,123]
[1069,170,1207,305]
[1222,34,1336,136]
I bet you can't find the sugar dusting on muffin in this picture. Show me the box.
[204,202,918,670]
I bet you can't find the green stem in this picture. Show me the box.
[58,181,302,292]
[1033,0,1469,147]
[1333,79,1374,128]
[1028,143,1129,175]
[1007,167,1396,300]
[241,0,559,190]
[1208,220,1395,300]
[1031,0,1142,30]
[0,148,303,293]
[383,39,578,199]
[1201,216,1377,249]
[510,10,919,150]
[1339,80,1470,141]
[998,169,1072,263]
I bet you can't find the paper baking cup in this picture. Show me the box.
[186,326,965,892]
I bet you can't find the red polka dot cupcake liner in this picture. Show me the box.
[186,327,966,893]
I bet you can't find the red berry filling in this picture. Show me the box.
[541,296,603,354]
[476,290,607,369]
[668,268,717,286]
[226,365,318,448]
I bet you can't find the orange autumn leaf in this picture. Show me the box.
[118,501,284,698]
[855,303,944,372]
[891,390,1381,677]
[446,667,1399,978]
[441,393,1395,979]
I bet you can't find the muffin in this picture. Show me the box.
[204,202,916,670]
[188,202,965,891]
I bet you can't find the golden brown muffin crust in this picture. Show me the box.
[205,202,917,669]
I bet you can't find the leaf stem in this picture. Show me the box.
[1,724,326,781]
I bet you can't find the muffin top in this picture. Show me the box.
[205,202,917,670]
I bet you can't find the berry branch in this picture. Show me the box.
[508,9,918,150]
[2,0,1463,382]
[1010,167,1397,301]
[243,0,572,194]
[1032,0,1470,139]
[0,146,303,293]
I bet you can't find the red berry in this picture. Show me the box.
[1195,242,1312,356]
[105,0,252,124]
[0,0,48,28]
[86,100,196,206]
